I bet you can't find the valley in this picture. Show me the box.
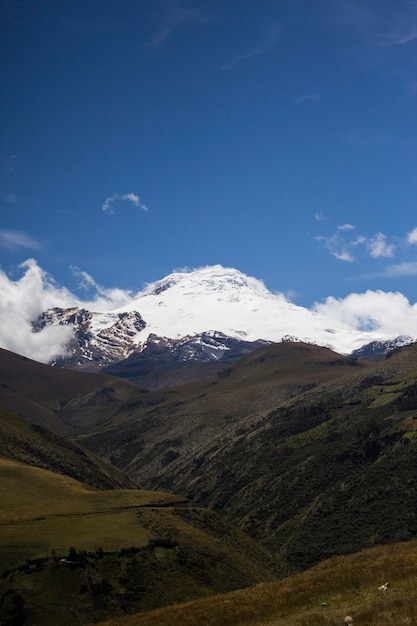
[0,340,416,624]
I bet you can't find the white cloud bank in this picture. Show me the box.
[1,260,417,363]
[0,260,138,363]
[0,260,75,362]
[313,290,417,335]
[407,227,417,245]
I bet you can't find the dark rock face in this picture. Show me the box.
[351,336,415,360]
[32,306,270,378]
[32,307,146,367]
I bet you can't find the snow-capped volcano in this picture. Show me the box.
[112,265,332,344]
[31,265,416,368]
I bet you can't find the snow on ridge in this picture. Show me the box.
[138,265,273,300]
[4,262,416,365]
[94,265,399,355]
[29,265,417,361]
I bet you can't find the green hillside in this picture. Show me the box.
[77,342,417,571]
[78,343,370,487]
[0,456,281,626]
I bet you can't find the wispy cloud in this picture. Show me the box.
[316,225,397,263]
[315,224,356,262]
[376,0,417,47]
[221,22,282,70]
[366,232,395,258]
[316,222,417,273]
[378,28,417,46]
[327,0,417,98]
[147,3,207,49]
[295,92,323,105]
[380,262,417,277]
[102,193,149,215]
[70,266,136,310]
[332,0,417,47]
[359,261,417,282]
[0,229,43,252]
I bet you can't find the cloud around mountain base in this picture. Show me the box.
[0,259,416,363]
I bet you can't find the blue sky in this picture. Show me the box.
[1,0,416,309]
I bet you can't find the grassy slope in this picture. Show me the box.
[95,539,417,626]
[0,408,136,489]
[0,455,183,565]
[0,347,140,433]
[0,457,281,626]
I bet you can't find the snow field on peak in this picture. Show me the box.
[95,266,390,354]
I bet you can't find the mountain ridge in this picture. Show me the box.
[76,341,417,570]
[28,266,415,372]
[0,347,142,433]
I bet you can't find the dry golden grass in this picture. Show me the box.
[0,456,187,568]
[0,455,184,522]
[96,540,417,626]
[0,456,281,624]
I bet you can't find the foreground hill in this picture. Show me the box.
[78,342,417,571]
[97,539,417,626]
[0,456,281,626]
